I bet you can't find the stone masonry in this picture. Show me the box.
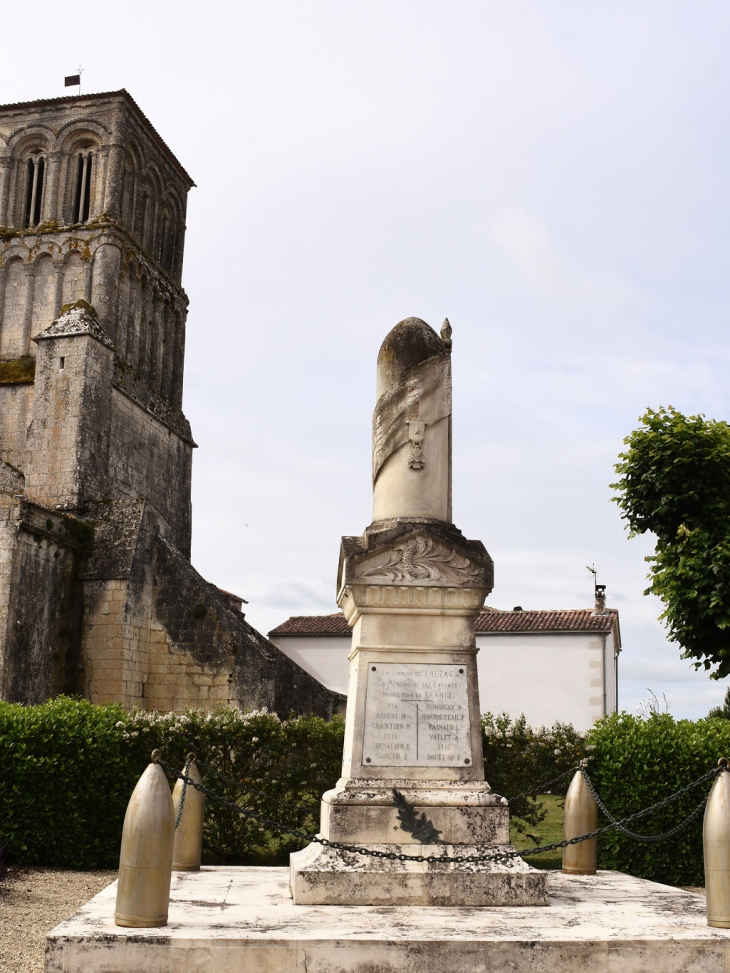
[0,90,340,717]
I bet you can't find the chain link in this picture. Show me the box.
[174,756,192,830]
[159,759,723,865]
[192,759,318,815]
[579,766,715,842]
[508,766,581,804]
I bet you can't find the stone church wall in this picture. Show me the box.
[25,330,114,510]
[60,253,86,314]
[0,257,27,357]
[0,495,17,698]
[89,242,122,339]
[30,253,56,340]
[0,383,33,470]
[150,533,338,717]
[0,91,339,717]
[81,502,339,718]
[0,498,86,704]
[108,387,193,556]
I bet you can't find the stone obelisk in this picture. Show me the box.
[290,317,548,906]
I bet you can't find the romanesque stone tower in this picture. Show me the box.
[0,89,194,551]
[0,91,339,717]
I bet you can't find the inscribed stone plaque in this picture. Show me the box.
[362,663,472,767]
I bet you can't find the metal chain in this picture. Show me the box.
[192,759,318,815]
[579,767,715,842]
[159,759,723,865]
[174,756,192,830]
[508,766,581,804]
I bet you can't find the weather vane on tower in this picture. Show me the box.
[64,67,83,94]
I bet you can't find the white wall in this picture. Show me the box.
[475,632,617,730]
[270,629,618,730]
[271,635,351,696]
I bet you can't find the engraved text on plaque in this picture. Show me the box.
[362,663,472,767]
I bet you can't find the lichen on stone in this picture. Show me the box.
[35,301,114,348]
[0,356,36,384]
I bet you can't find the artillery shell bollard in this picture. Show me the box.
[115,749,175,927]
[562,768,598,875]
[704,758,730,927]
[172,754,205,871]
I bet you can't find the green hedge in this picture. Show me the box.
[118,706,345,865]
[480,713,588,833]
[1,698,588,869]
[0,697,138,868]
[1,698,345,868]
[5,698,726,885]
[589,712,730,886]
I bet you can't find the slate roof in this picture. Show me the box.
[270,607,620,639]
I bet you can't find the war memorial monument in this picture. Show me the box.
[290,315,546,906]
[46,316,730,973]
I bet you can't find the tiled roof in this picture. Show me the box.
[215,587,249,604]
[0,90,195,187]
[270,607,618,637]
[270,613,351,636]
[475,608,618,634]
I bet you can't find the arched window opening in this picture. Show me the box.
[121,164,136,227]
[24,154,45,228]
[137,192,148,244]
[160,213,174,271]
[73,152,93,223]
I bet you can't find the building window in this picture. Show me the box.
[73,152,93,223]
[24,155,45,228]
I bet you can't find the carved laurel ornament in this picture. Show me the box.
[392,789,443,844]
[358,535,483,586]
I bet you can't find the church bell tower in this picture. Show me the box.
[0,89,196,552]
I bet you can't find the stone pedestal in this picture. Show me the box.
[290,519,547,906]
[45,868,730,973]
[290,314,549,906]
[291,842,546,907]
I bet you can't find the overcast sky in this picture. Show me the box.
[3,2,729,720]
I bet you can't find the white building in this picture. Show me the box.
[269,596,621,731]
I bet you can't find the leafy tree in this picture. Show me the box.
[708,686,730,720]
[612,406,730,678]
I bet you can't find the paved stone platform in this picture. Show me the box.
[46,866,730,972]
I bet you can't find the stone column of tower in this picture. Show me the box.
[290,317,548,906]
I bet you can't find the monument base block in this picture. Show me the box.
[46,867,730,973]
[290,840,548,906]
[319,778,509,845]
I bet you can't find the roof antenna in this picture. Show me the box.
[64,66,83,95]
[586,563,598,601]
[586,564,607,613]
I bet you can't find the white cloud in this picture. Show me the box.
[486,205,642,316]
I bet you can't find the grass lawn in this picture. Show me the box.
[509,794,563,870]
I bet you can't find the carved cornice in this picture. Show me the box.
[0,219,187,298]
[356,533,484,587]
[339,582,487,620]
